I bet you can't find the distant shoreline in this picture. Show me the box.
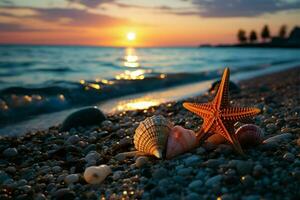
[199,43,300,49]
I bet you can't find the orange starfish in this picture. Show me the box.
[183,68,260,155]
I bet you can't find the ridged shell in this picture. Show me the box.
[166,125,198,159]
[134,115,173,158]
[235,124,264,147]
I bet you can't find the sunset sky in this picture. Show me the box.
[0,0,300,47]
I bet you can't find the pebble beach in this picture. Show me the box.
[0,66,299,200]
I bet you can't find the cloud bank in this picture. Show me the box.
[190,0,300,17]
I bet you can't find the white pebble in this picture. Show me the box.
[84,165,111,184]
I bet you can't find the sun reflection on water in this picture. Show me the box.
[116,69,146,80]
[116,98,159,111]
[123,48,139,68]
[114,47,151,80]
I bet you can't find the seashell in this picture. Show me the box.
[84,165,112,184]
[166,125,198,159]
[206,133,227,145]
[235,124,264,147]
[134,115,173,159]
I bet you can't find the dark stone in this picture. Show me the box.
[144,181,156,190]
[141,167,152,178]
[48,145,82,162]
[150,187,165,197]
[54,188,75,200]
[209,80,240,94]
[152,168,169,180]
[0,171,11,184]
[15,194,31,200]
[61,107,106,131]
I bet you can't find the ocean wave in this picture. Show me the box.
[29,67,74,73]
[0,71,213,126]
[0,61,37,68]
[1,46,300,127]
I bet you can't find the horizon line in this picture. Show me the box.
[0,43,222,48]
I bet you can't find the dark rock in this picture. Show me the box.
[176,167,193,176]
[34,193,47,200]
[230,160,253,175]
[242,195,261,200]
[204,158,224,168]
[209,80,240,94]
[0,171,11,184]
[141,167,152,178]
[83,144,96,154]
[283,152,295,162]
[150,187,165,197]
[16,194,31,200]
[61,107,106,131]
[186,192,200,200]
[48,145,82,161]
[21,168,36,181]
[153,168,169,180]
[65,135,80,144]
[218,194,234,200]
[183,155,201,166]
[252,164,264,178]
[135,156,149,168]
[54,188,76,200]
[188,180,203,191]
[2,147,18,157]
[205,175,223,187]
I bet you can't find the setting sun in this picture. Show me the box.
[127,32,136,41]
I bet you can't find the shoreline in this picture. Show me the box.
[1,63,300,136]
[0,65,299,199]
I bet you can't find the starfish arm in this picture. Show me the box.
[221,107,261,121]
[202,117,216,133]
[222,121,235,135]
[215,118,244,155]
[213,67,230,109]
[195,116,215,142]
[183,102,213,118]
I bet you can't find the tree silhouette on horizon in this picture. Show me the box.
[237,29,247,44]
[249,30,257,43]
[279,25,287,38]
[261,25,271,42]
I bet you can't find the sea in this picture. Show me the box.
[1,45,300,135]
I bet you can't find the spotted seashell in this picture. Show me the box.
[84,165,112,184]
[134,115,173,159]
[166,125,198,159]
[235,124,264,147]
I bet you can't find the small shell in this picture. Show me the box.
[134,115,173,159]
[84,165,112,184]
[206,133,227,145]
[235,124,264,147]
[166,125,198,159]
